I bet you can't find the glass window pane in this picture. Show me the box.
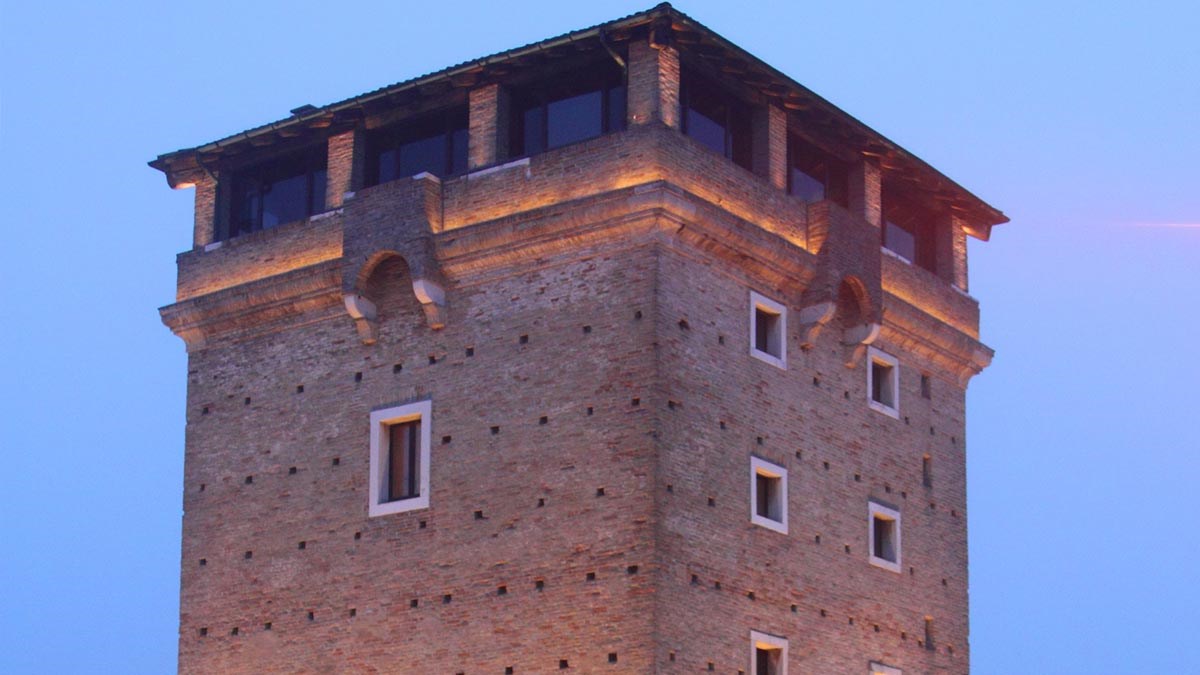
[261,173,308,229]
[790,168,825,202]
[606,85,626,132]
[388,420,420,501]
[547,89,603,149]
[686,106,726,155]
[523,106,545,156]
[399,134,446,178]
[884,220,916,261]
[377,148,398,185]
[310,168,326,214]
[450,128,468,175]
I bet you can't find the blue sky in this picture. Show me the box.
[1,1,1197,672]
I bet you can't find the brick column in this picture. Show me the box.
[850,159,882,227]
[951,216,969,291]
[326,127,364,209]
[752,105,787,190]
[626,38,680,129]
[192,173,217,248]
[469,83,510,170]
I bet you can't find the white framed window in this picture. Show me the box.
[749,291,787,369]
[868,501,902,573]
[870,662,902,675]
[867,347,899,418]
[750,456,788,534]
[368,400,432,517]
[750,630,788,675]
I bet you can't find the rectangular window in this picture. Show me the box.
[226,146,327,240]
[882,186,939,273]
[750,457,787,534]
[387,420,420,502]
[682,70,753,170]
[868,502,902,572]
[369,400,432,517]
[867,347,899,418]
[788,135,847,206]
[750,631,787,675]
[510,61,626,158]
[367,107,468,185]
[870,662,902,675]
[749,291,787,369]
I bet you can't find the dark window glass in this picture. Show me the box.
[788,136,848,206]
[873,516,896,561]
[755,647,779,675]
[756,473,772,518]
[547,90,603,149]
[387,420,420,502]
[882,188,939,272]
[367,107,469,186]
[682,71,754,171]
[871,361,893,406]
[754,307,780,357]
[511,61,626,158]
[884,219,917,262]
[228,147,327,240]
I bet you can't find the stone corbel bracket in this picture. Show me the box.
[340,174,448,344]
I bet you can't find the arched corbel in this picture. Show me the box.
[795,301,836,349]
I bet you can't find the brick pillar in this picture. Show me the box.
[850,159,882,227]
[752,105,787,190]
[326,128,365,209]
[192,173,217,248]
[951,216,969,291]
[469,83,510,170]
[626,38,680,129]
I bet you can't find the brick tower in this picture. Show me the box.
[153,5,1005,673]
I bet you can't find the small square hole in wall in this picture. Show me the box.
[539,416,548,425]
[199,627,208,637]
[559,660,569,670]
[442,435,452,444]
[332,457,340,466]
[298,541,306,550]
[199,558,207,566]
[349,608,356,617]
[244,550,253,560]
[466,346,475,357]
[506,668,514,674]
[354,371,363,382]
[289,466,297,475]
[608,653,618,663]
[491,426,500,435]
[443,594,452,604]
[678,318,690,330]
[631,398,640,407]
[245,475,253,484]
[519,334,529,344]
[419,520,427,529]
[263,622,271,631]
[428,355,438,365]
[626,565,639,575]
[535,579,545,591]
[201,406,209,415]
[354,531,361,540]
[393,363,403,373]
[586,407,594,416]
[497,585,507,596]
[582,325,592,334]
[410,598,419,608]
[586,572,596,581]
[596,487,606,497]
[537,498,545,507]
[307,611,314,621]
[634,310,643,320]
[296,385,304,394]
[719,335,725,345]
[244,397,251,406]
